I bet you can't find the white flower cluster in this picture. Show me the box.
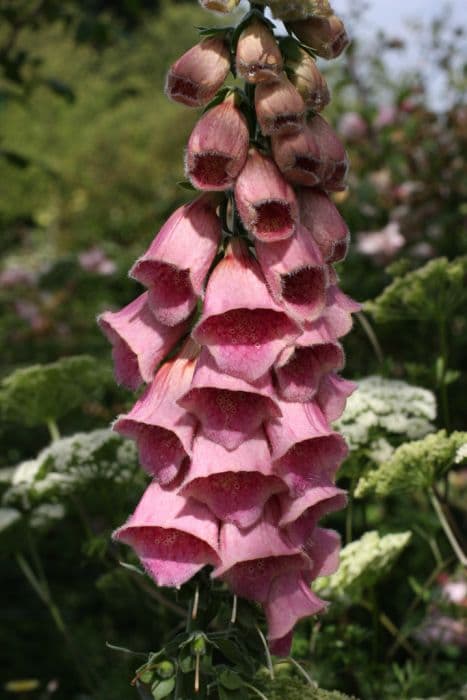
[454,442,467,464]
[3,429,139,509]
[314,530,412,604]
[335,376,437,458]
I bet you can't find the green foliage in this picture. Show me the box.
[315,531,412,605]
[355,431,467,497]
[0,355,111,427]
[258,675,358,700]
[365,257,467,323]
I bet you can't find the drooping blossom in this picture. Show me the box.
[131,194,222,326]
[166,37,231,107]
[113,340,199,484]
[236,18,283,83]
[185,97,249,191]
[179,347,281,450]
[288,14,349,59]
[98,293,189,390]
[193,238,301,382]
[298,187,350,263]
[235,148,299,242]
[287,46,330,112]
[255,224,328,322]
[255,73,306,136]
[274,341,345,402]
[180,429,285,528]
[113,481,220,588]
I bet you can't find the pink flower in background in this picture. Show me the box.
[338,112,368,141]
[78,247,116,275]
[357,221,405,262]
[0,266,36,288]
[374,104,398,129]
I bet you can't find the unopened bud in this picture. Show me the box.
[236,19,283,84]
[191,634,207,656]
[255,73,305,136]
[155,661,175,679]
[166,37,231,108]
[287,47,330,112]
[199,0,240,13]
[288,14,349,59]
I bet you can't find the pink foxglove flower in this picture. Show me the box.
[235,148,299,242]
[213,500,310,602]
[179,348,281,450]
[113,482,220,588]
[98,293,188,390]
[165,37,231,108]
[288,14,349,60]
[299,188,350,263]
[255,223,328,323]
[180,430,285,528]
[185,97,249,191]
[288,48,330,112]
[193,238,301,383]
[266,400,348,496]
[271,125,322,187]
[300,285,361,345]
[113,341,198,484]
[274,341,345,402]
[265,571,327,655]
[131,195,221,326]
[316,373,356,422]
[306,114,349,191]
[279,484,347,529]
[236,19,283,83]
[255,73,306,136]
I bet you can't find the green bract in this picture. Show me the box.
[314,531,412,604]
[355,430,467,498]
[365,256,467,323]
[0,355,111,427]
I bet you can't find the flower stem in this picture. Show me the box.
[430,489,467,566]
[46,418,60,443]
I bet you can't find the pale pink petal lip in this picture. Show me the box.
[192,239,301,382]
[316,373,357,422]
[113,482,220,588]
[279,483,347,528]
[180,429,286,528]
[98,292,189,390]
[131,195,221,326]
[274,342,345,403]
[179,348,281,450]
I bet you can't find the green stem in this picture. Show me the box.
[438,316,451,430]
[46,418,60,443]
[356,312,384,366]
[256,625,274,680]
[430,489,467,566]
[286,657,317,689]
[245,683,270,700]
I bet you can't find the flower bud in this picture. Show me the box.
[236,19,283,84]
[268,0,333,21]
[199,0,240,13]
[288,47,330,112]
[185,96,249,191]
[165,37,231,108]
[255,73,305,136]
[234,148,299,242]
[288,14,349,60]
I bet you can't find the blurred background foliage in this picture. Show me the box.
[0,1,466,699]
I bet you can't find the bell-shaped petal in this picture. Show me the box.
[255,73,305,136]
[316,373,357,422]
[275,341,345,402]
[288,14,350,60]
[266,400,348,496]
[298,188,350,263]
[265,572,327,656]
[113,482,220,588]
[179,348,281,450]
[131,195,221,326]
[113,341,199,484]
[165,37,231,107]
[307,115,349,191]
[236,18,283,83]
[180,430,286,528]
[98,293,189,390]
[185,97,249,191]
[212,500,309,602]
[271,126,322,187]
[193,239,301,383]
[299,285,361,345]
[288,47,330,111]
[235,149,299,243]
[279,484,347,528]
[255,224,328,323]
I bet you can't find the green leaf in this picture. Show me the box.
[0,148,31,168]
[202,86,232,114]
[43,78,76,103]
[0,355,111,427]
[151,677,175,699]
[177,180,197,192]
[219,669,243,690]
[314,531,412,605]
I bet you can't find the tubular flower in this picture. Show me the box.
[185,97,249,191]
[236,18,283,84]
[255,73,306,136]
[131,194,222,326]
[235,148,299,242]
[104,0,357,660]
[165,37,231,107]
[288,14,350,60]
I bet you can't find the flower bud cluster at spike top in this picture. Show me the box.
[99,0,359,656]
